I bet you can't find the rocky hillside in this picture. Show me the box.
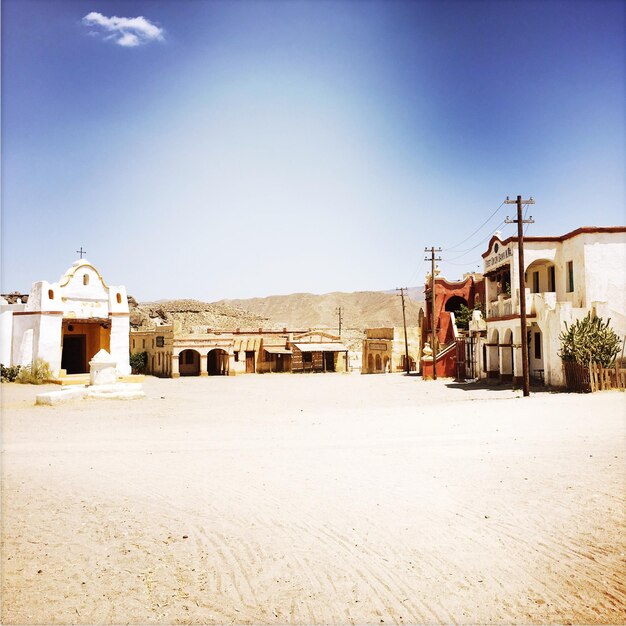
[129,298,268,332]
[130,290,424,350]
[215,290,424,333]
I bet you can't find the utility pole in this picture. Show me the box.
[396,287,410,374]
[424,247,442,380]
[504,195,535,397]
[335,306,343,337]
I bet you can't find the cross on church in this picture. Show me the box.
[76,247,86,259]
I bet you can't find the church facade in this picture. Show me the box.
[1,258,131,378]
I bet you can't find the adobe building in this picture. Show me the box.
[361,327,420,374]
[481,226,626,387]
[421,273,484,378]
[130,326,349,376]
[0,258,131,378]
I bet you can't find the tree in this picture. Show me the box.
[558,313,621,368]
[454,304,473,330]
[130,351,148,374]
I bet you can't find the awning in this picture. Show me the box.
[233,337,261,352]
[264,346,292,354]
[293,342,349,352]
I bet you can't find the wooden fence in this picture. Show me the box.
[589,362,626,392]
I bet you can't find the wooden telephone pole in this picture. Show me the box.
[335,306,343,337]
[424,247,442,380]
[396,287,410,374]
[504,195,535,397]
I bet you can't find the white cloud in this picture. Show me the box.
[82,12,164,47]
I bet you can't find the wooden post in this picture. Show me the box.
[505,196,535,396]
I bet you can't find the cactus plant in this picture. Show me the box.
[559,313,621,368]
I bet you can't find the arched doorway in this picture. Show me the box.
[501,329,514,381]
[179,349,200,376]
[367,353,374,373]
[208,349,229,376]
[487,328,499,377]
[375,354,382,372]
[445,295,468,313]
[529,324,545,382]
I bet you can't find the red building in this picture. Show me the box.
[421,273,484,378]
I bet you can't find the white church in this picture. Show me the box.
[1,257,131,378]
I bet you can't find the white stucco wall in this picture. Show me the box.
[583,232,626,320]
[4,259,131,377]
[483,228,626,388]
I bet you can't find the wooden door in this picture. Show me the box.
[245,351,255,373]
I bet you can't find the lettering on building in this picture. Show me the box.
[485,246,512,269]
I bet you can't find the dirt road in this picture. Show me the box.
[2,374,625,624]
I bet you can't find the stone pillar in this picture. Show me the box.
[200,353,208,377]
[172,354,180,378]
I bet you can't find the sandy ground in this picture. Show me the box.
[1,374,625,625]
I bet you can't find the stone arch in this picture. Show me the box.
[445,295,468,313]
[526,258,557,293]
[208,348,229,376]
[501,328,514,378]
[487,328,499,375]
[179,349,200,376]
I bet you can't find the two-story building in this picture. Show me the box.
[482,227,626,387]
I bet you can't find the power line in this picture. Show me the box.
[443,201,505,251]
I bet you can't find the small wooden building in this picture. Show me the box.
[289,331,349,373]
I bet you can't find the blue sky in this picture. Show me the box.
[2,0,624,301]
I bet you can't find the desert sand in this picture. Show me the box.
[1,374,625,625]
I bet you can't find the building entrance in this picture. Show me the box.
[61,334,87,374]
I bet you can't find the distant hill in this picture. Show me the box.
[131,289,425,351]
[214,290,425,332]
[129,298,268,332]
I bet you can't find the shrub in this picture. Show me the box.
[15,358,52,385]
[454,303,484,331]
[559,313,621,368]
[1,364,22,382]
[130,351,148,374]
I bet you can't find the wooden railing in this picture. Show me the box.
[589,363,626,392]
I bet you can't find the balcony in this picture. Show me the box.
[488,294,513,318]
[488,290,557,319]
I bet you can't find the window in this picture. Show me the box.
[83,274,89,286]
[532,271,539,293]
[548,266,556,292]
[116,293,122,304]
[303,352,312,363]
[48,289,54,299]
[234,351,239,362]
[566,261,574,293]
[534,332,541,359]
[142,339,146,349]
[156,336,164,348]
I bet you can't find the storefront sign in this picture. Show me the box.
[485,244,513,269]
